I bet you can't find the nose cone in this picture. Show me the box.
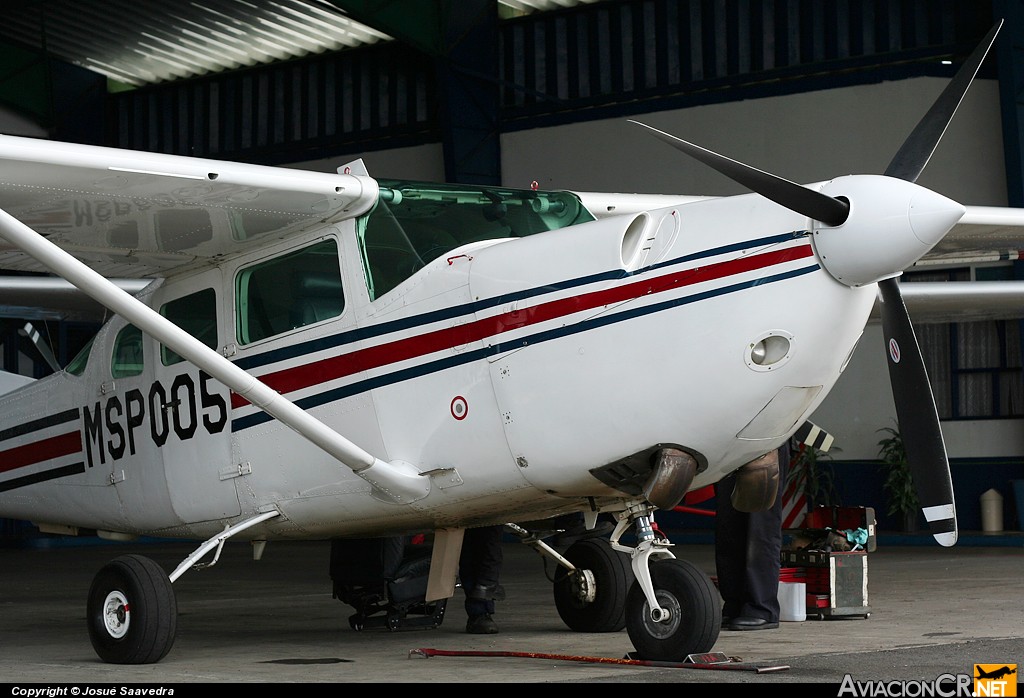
[813,175,965,287]
[908,187,967,247]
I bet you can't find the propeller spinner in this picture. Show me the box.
[633,21,1003,546]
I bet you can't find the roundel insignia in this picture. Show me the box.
[450,396,469,420]
[888,338,901,364]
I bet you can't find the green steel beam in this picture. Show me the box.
[993,0,1024,206]
[0,40,55,130]
[329,0,501,184]
[0,38,106,142]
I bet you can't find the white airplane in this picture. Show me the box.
[0,21,1019,666]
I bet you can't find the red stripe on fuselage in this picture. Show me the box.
[0,431,82,474]
[231,244,813,409]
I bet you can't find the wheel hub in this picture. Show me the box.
[649,606,672,623]
[643,590,681,638]
[102,591,130,639]
[570,569,597,605]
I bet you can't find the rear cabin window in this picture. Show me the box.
[235,239,344,345]
[111,324,143,378]
[160,288,218,365]
[360,180,594,299]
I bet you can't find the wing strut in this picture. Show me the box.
[0,207,430,505]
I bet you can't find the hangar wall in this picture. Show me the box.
[499,78,1008,206]
[0,106,47,138]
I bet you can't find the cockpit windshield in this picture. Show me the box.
[359,179,594,299]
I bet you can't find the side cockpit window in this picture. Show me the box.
[235,239,344,345]
[111,324,144,378]
[160,288,218,365]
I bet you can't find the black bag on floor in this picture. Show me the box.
[329,536,447,631]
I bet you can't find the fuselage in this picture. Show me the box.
[0,179,876,541]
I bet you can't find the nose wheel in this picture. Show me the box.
[625,557,720,661]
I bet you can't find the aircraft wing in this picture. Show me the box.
[0,276,152,321]
[0,135,377,279]
[922,205,1024,265]
[877,205,1024,323]
[877,280,1024,324]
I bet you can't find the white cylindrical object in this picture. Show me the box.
[980,488,1004,533]
[778,581,807,622]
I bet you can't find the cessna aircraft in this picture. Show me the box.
[0,21,1020,665]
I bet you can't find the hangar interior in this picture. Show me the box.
[0,0,1022,539]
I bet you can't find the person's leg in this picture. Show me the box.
[733,503,782,624]
[714,472,748,623]
[460,525,504,633]
[732,444,789,628]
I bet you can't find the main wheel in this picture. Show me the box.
[625,558,720,661]
[87,554,178,664]
[553,538,631,632]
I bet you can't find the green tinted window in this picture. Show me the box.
[111,324,144,378]
[236,239,344,345]
[160,288,218,365]
[360,180,594,299]
[65,336,95,376]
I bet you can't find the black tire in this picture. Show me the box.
[553,538,631,632]
[87,554,178,664]
[625,558,720,661]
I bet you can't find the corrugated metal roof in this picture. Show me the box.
[0,0,603,87]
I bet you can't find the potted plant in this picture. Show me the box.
[877,425,919,531]
[787,442,841,509]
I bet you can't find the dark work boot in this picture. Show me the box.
[466,613,499,634]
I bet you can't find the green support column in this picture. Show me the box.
[993,0,1024,206]
[434,0,501,185]
[0,38,105,144]
[330,0,501,184]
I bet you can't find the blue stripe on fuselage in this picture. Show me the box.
[232,231,807,371]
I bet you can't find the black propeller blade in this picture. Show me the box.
[876,20,1001,545]
[628,120,850,227]
[876,278,955,542]
[884,21,1003,183]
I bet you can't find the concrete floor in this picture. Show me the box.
[0,535,1021,685]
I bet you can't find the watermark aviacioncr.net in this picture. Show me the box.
[837,665,1018,697]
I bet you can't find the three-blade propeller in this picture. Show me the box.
[634,22,1002,546]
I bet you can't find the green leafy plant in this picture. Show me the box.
[877,425,919,530]
[787,443,841,508]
